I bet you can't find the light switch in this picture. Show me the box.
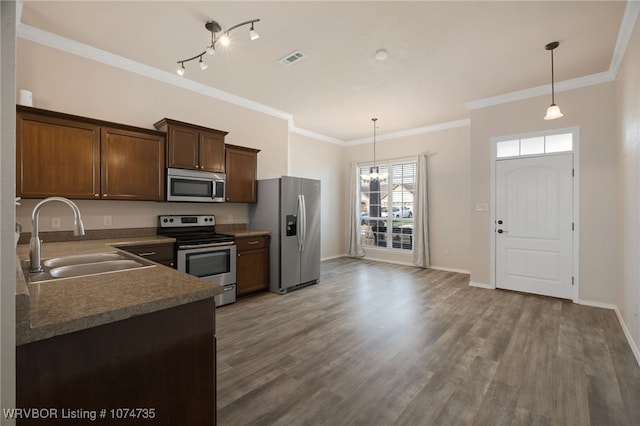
[475,203,489,212]
[104,216,113,226]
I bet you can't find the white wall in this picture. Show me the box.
[344,125,471,272]
[0,1,17,421]
[615,15,640,355]
[470,83,617,304]
[289,132,345,260]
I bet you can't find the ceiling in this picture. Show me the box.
[19,1,628,142]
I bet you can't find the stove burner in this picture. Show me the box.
[157,214,234,247]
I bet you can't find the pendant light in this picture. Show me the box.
[361,118,388,182]
[544,41,563,120]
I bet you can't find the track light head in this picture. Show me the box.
[250,23,260,40]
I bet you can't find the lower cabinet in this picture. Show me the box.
[16,298,216,425]
[117,242,175,268]
[236,235,270,296]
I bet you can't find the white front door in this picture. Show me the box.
[495,154,574,299]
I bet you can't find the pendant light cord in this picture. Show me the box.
[550,48,555,105]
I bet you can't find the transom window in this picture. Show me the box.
[496,133,572,158]
[359,160,416,251]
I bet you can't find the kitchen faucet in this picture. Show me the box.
[29,197,85,272]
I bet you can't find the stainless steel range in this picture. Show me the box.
[158,215,236,307]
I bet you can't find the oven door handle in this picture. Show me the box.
[178,242,234,250]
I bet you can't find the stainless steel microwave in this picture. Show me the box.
[166,168,225,202]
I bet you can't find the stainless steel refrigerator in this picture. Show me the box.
[249,176,321,294]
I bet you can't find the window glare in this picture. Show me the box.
[545,133,572,153]
[497,140,520,158]
[520,137,544,155]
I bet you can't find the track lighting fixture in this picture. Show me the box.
[544,41,563,120]
[176,18,260,76]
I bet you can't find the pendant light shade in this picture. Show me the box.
[544,104,563,120]
[543,41,563,120]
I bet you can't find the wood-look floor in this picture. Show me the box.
[216,258,640,425]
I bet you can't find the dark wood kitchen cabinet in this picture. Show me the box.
[117,241,175,268]
[17,107,101,199]
[225,144,260,203]
[17,298,217,425]
[101,127,165,200]
[236,234,270,295]
[154,118,227,173]
[16,106,166,201]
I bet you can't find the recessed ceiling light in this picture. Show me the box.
[375,49,388,61]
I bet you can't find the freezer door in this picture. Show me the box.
[300,178,321,284]
[280,177,302,290]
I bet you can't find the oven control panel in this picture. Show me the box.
[158,215,216,227]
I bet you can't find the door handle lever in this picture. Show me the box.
[497,229,508,234]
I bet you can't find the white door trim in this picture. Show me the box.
[489,127,580,302]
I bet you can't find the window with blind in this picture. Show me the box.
[359,160,416,251]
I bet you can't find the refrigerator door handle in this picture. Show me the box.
[300,194,307,252]
[297,195,304,252]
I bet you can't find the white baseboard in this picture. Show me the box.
[321,254,347,261]
[577,299,617,310]
[469,281,493,289]
[430,265,470,274]
[578,300,640,367]
[614,307,640,367]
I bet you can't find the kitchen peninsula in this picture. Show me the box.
[15,236,221,425]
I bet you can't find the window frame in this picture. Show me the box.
[358,158,416,252]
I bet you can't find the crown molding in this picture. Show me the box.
[346,118,471,146]
[290,126,345,145]
[16,23,294,125]
[465,71,614,111]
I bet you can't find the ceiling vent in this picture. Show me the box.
[279,50,306,66]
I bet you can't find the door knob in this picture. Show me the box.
[497,220,503,224]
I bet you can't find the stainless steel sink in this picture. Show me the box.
[43,252,129,268]
[49,260,146,278]
[23,251,155,283]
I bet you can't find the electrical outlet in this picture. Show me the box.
[51,217,61,229]
[104,216,113,226]
[444,248,449,256]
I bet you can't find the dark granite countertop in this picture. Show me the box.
[15,236,222,345]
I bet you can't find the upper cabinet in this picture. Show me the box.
[17,106,165,201]
[154,118,227,173]
[225,144,260,203]
[101,127,165,200]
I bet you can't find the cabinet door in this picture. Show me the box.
[225,145,259,203]
[117,242,175,268]
[101,127,165,200]
[167,124,199,170]
[236,237,269,295]
[17,112,100,199]
[198,131,225,173]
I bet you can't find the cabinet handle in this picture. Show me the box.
[103,194,108,197]
[138,251,156,257]
[94,193,99,198]
[247,241,259,245]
